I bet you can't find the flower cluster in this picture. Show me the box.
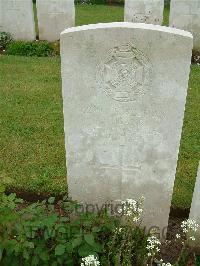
[180,218,199,241]
[119,197,144,222]
[146,235,161,257]
[181,219,199,233]
[81,255,100,266]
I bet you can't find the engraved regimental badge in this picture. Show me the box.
[98,44,152,102]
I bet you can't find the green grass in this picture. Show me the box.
[163,5,170,26]
[0,56,67,195]
[0,55,199,208]
[172,65,200,208]
[76,4,124,26]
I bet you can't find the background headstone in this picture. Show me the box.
[61,22,192,235]
[36,0,75,41]
[124,0,164,25]
[169,0,200,51]
[189,163,200,246]
[0,0,35,40]
[0,1,3,32]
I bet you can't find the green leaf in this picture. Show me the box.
[78,243,94,257]
[32,256,39,266]
[92,226,101,233]
[58,227,67,234]
[92,242,103,253]
[84,234,95,246]
[55,244,66,256]
[65,242,73,253]
[39,252,49,261]
[72,237,82,248]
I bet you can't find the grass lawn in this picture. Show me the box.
[0,4,199,209]
[0,56,67,195]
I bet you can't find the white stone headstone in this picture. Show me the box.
[124,0,164,25]
[189,163,200,246]
[0,0,35,40]
[61,23,192,235]
[169,0,200,51]
[0,1,3,32]
[36,0,75,42]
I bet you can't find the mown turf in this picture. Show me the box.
[76,4,124,26]
[0,55,199,208]
[172,65,200,208]
[0,56,67,195]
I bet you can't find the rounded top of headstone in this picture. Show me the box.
[61,22,193,39]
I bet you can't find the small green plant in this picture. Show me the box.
[0,189,116,265]
[0,32,13,50]
[6,41,54,57]
[1,189,199,265]
[106,197,149,266]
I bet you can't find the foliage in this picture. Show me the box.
[0,189,151,265]
[164,0,171,7]
[0,189,115,265]
[6,41,55,57]
[196,256,200,266]
[106,198,149,266]
[0,32,13,50]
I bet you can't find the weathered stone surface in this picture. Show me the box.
[0,1,3,32]
[169,0,200,51]
[124,0,164,25]
[36,0,75,41]
[189,163,200,246]
[0,0,35,40]
[61,23,192,235]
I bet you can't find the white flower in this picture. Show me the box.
[190,236,195,241]
[158,260,172,266]
[81,255,100,266]
[146,236,161,257]
[114,227,122,234]
[181,219,199,235]
[120,197,144,222]
[176,234,181,239]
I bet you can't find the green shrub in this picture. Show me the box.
[0,32,13,50]
[6,41,54,57]
[1,187,199,265]
[0,188,150,265]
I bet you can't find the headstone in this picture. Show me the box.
[169,0,200,51]
[0,1,3,32]
[124,0,164,25]
[0,0,35,40]
[36,0,75,41]
[61,22,192,235]
[189,163,200,246]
